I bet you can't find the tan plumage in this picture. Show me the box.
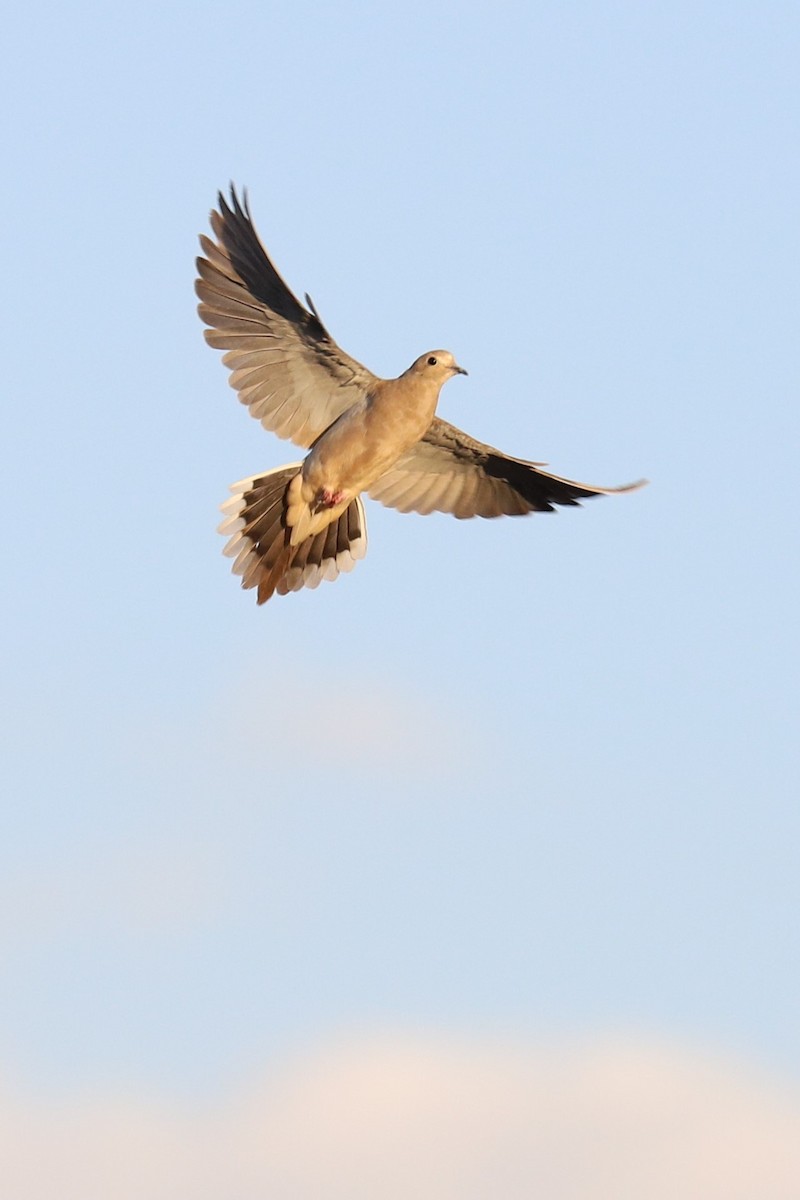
[197,187,645,604]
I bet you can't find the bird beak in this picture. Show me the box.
[454,364,468,376]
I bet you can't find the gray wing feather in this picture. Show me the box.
[196,187,377,449]
[368,417,646,518]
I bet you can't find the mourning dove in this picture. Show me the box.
[197,187,645,604]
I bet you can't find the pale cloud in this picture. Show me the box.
[211,663,491,782]
[0,839,224,947]
[2,1034,799,1200]
[0,667,491,954]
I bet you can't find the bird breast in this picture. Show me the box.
[303,377,440,496]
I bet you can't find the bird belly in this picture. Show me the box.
[304,395,432,497]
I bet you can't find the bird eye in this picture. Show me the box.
[427,356,437,366]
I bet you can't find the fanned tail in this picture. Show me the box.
[218,464,368,604]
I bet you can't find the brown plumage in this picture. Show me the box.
[197,186,645,604]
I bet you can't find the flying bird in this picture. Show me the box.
[196,188,645,604]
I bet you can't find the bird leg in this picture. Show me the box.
[315,487,347,510]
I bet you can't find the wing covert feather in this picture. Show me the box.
[196,187,377,449]
[368,417,646,518]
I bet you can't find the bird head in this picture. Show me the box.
[409,350,468,382]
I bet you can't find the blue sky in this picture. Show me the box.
[2,1,799,1190]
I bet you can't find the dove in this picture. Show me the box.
[196,187,645,604]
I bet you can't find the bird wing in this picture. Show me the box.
[196,187,378,448]
[367,417,647,518]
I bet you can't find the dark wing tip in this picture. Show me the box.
[205,184,319,331]
[213,184,250,230]
[229,182,250,220]
[483,448,648,513]
[598,478,649,495]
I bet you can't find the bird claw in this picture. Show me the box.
[317,487,346,509]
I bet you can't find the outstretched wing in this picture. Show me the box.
[196,187,378,448]
[368,417,647,518]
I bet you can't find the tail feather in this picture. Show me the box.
[218,464,368,604]
[257,539,294,604]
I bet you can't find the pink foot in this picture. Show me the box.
[318,487,347,509]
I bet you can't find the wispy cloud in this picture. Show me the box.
[210,662,494,783]
[2,1034,799,1199]
[0,839,223,947]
